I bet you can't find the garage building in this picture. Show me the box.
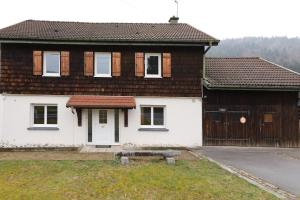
[203,57,300,147]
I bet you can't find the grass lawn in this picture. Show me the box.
[0,159,277,200]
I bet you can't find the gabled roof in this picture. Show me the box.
[204,57,300,90]
[0,20,219,45]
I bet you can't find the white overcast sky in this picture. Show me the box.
[0,0,299,39]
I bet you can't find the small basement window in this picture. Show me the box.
[94,52,111,77]
[264,113,273,123]
[141,106,165,128]
[32,105,58,127]
[43,51,60,76]
[210,112,222,122]
[145,53,161,78]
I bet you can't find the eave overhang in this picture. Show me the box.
[66,95,136,109]
[203,78,300,92]
[0,38,219,47]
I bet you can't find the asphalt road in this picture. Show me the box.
[196,146,300,197]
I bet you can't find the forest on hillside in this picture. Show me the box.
[208,37,300,73]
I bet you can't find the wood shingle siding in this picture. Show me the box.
[84,51,94,76]
[163,53,171,77]
[33,51,42,75]
[60,51,70,76]
[135,52,144,77]
[112,52,121,77]
[1,44,203,96]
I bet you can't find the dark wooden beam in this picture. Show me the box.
[114,109,119,143]
[124,109,128,127]
[75,108,82,126]
[88,109,92,143]
[204,46,211,54]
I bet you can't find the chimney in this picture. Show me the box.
[169,16,179,24]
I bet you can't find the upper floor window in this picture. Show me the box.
[43,51,60,77]
[145,53,161,78]
[94,52,111,77]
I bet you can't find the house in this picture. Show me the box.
[0,18,219,147]
[0,19,299,148]
[203,57,300,147]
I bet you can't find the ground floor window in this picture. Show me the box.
[140,106,165,128]
[32,105,58,127]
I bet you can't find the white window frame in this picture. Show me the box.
[31,104,58,127]
[144,53,162,78]
[43,51,61,77]
[94,52,112,77]
[140,105,165,128]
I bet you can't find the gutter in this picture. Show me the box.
[203,78,300,92]
[0,39,219,47]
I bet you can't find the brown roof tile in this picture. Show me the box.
[205,57,300,90]
[66,96,136,108]
[0,20,218,44]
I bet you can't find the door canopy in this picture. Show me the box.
[66,95,136,109]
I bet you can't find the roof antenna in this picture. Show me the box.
[174,0,178,18]
[169,0,179,23]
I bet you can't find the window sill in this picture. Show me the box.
[27,127,59,131]
[138,128,169,132]
[42,75,61,77]
[144,76,162,79]
[94,75,112,78]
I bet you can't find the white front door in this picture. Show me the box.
[91,109,114,145]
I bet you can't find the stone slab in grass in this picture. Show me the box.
[116,150,181,158]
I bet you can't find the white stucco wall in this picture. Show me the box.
[120,97,203,147]
[0,94,87,147]
[0,95,202,147]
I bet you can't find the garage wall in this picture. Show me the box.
[203,89,299,147]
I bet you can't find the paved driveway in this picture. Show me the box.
[195,147,300,197]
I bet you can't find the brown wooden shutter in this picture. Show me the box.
[112,52,121,76]
[135,52,144,77]
[84,51,94,76]
[33,51,42,75]
[61,51,70,76]
[163,53,171,77]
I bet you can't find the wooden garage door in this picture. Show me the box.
[203,106,250,146]
[203,110,225,146]
[203,105,283,146]
[255,107,281,146]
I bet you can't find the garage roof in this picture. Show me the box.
[204,57,300,90]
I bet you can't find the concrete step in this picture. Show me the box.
[79,145,123,153]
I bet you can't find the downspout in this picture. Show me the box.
[201,41,212,147]
[202,41,212,98]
